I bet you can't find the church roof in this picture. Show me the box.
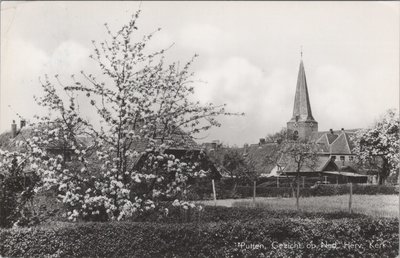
[290,60,316,122]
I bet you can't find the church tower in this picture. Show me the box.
[287,58,318,140]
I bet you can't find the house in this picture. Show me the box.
[131,125,220,180]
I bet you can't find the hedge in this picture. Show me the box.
[310,184,399,196]
[189,181,399,200]
[1,216,398,257]
[231,184,399,199]
[131,206,368,224]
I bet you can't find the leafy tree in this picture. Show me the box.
[265,128,287,144]
[1,10,237,222]
[352,109,399,185]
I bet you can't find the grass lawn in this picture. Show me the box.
[200,195,399,218]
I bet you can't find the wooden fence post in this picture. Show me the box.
[348,182,353,214]
[253,181,256,206]
[302,176,305,188]
[277,177,279,188]
[212,179,217,206]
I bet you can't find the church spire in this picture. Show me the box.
[291,59,315,122]
[287,56,318,140]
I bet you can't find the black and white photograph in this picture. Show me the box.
[0,1,399,257]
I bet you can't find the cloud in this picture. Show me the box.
[178,23,222,54]
[1,39,48,130]
[312,64,399,131]
[0,39,90,131]
[47,40,90,75]
[193,57,294,144]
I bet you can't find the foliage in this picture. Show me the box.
[0,10,238,223]
[0,215,397,257]
[0,151,40,228]
[197,184,399,200]
[231,184,399,198]
[310,184,399,196]
[265,127,287,144]
[352,109,400,184]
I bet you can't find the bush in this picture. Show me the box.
[130,205,368,224]
[1,216,398,257]
[310,184,399,196]
[226,184,399,199]
[189,178,399,200]
[0,172,40,228]
[235,186,314,198]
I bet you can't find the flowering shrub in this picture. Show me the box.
[0,10,238,223]
[352,109,399,184]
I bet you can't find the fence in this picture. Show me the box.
[187,178,399,201]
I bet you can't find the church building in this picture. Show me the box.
[201,57,374,184]
[267,57,369,184]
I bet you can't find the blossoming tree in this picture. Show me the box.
[352,109,399,185]
[0,10,238,222]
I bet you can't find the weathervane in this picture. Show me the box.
[300,45,303,59]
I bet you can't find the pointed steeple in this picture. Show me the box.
[287,56,318,141]
[290,59,315,122]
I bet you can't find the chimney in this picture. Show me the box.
[259,138,266,145]
[330,129,334,135]
[243,143,249,156]
[20,119,26,129]
[11,120,17,138]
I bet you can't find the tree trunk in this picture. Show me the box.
[253,181,256,207]
[348,182,353,214]
[379,158,390,185]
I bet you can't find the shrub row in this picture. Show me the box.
[190,181,399,200]
[131,206,368,224]
[310,184,399,196]
[231,184,399,199]
[1,216,397,257]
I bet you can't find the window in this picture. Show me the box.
[349,156,354,162]
[340,156,345,165]
[331,156,336,161]
[293,130,298,140]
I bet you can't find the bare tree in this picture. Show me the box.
[275,139,319,211]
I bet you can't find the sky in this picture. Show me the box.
[1,1,399,146]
